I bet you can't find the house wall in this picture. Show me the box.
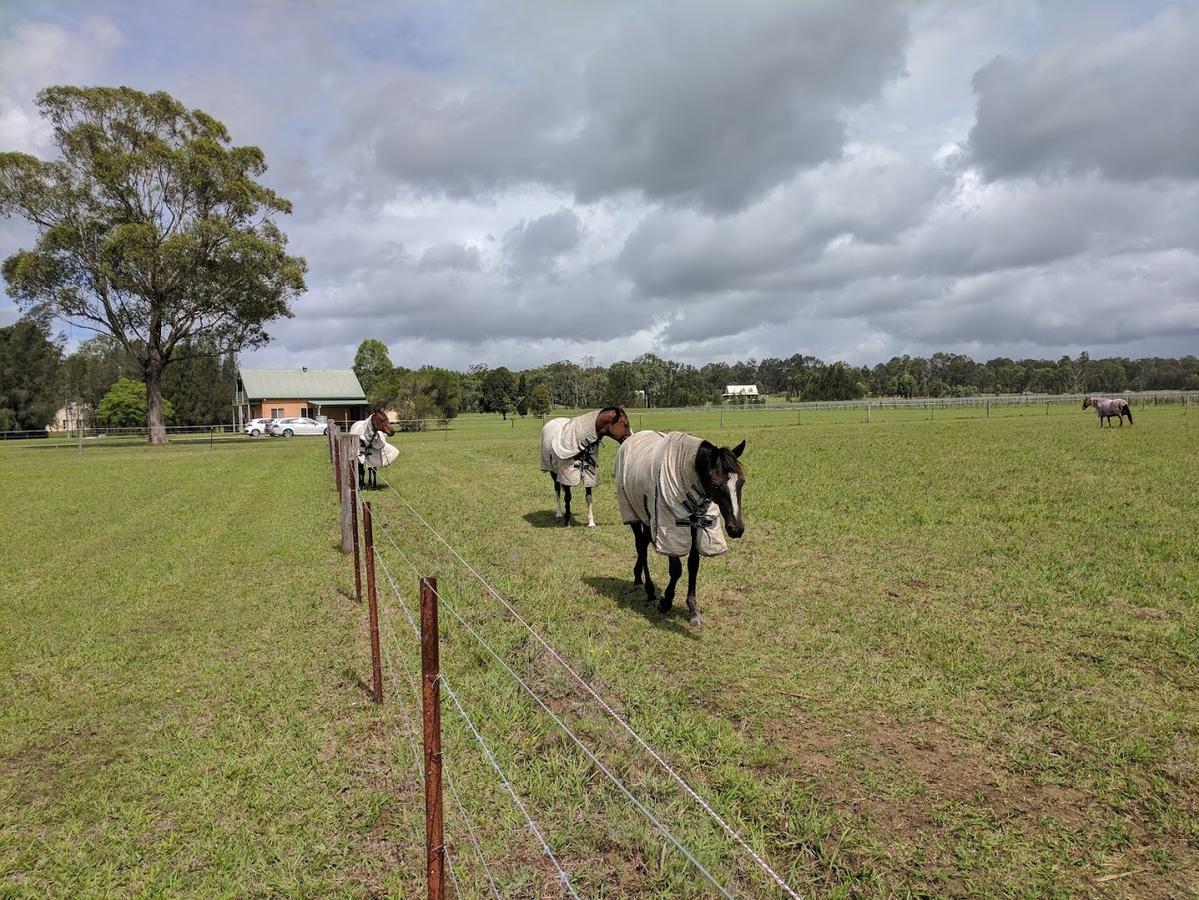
[248,400,367,424]
[251,399,310,419]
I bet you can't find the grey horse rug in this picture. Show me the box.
[615,430,728,558]
[540,411,602,488]
[350,419,399,469]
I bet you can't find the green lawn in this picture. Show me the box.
[2,408,1197,897]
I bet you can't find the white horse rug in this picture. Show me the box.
[350,419,399,469]
[615,431,728,558]
[540,411,601,488]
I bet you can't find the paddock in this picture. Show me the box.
[2,406,1196,896]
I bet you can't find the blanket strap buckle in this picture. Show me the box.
[676,487,717,529]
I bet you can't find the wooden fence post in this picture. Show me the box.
[420,575,445,900]
[340,434,359,554]
[349,468,363,604]
[362,502,383,705]
[334,426,343,494]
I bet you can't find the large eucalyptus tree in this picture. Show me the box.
[0,86,306,443]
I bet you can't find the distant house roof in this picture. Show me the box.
[723,384,759,395]
[238,368,366,401]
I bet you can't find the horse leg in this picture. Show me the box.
[358,461,365,488]
[630,524,645,585]
[637,525,657,604]
[585,487,596,528]
[562,485,572,527]
[685,539,702,626]
[553,477,563,519]
[661,555,681,613]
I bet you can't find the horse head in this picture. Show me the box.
[1082,397,1093,410]
[597,406,633,443]
[371,407,395,436]
[697,439,746,539]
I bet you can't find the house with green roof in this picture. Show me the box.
[234,367,368,426]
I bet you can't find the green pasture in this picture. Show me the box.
[1,407,1196,897]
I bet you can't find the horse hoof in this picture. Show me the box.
[690,616,702,627]
[587,523,597,529]
[658,600,673,613]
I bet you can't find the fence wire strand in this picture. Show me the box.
[376,555,503,899]
[382,484,799,898]
[375,525,733,898]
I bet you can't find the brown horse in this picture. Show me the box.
[539,407,633,527]
[351,408,396,488]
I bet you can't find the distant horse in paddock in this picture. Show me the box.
[1083,396,1133,427]
[614,431,745,626]
[350,408,397,488]
[539,407,632,527]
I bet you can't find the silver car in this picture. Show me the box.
[243,417,274,437]
[270,416,328,437]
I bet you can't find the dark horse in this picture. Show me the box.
[616,434,746,626]
[542,407,633,527]
[1083,396,1133,427]
[351,408,396,489]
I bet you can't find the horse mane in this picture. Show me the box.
[697,439,744,477]
[600,405,627,421]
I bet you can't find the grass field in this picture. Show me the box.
[2,406,1197,897]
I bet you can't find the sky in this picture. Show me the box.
[1,0,1197,370]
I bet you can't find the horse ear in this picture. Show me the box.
[732,440,745,458]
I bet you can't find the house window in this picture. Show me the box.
[271,408,284,418]
[300,407,308,417]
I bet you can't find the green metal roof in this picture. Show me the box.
[308,398,367,406]
[238,368,366,401]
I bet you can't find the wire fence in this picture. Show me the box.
[5,389,1192,445]
[325,422,802,897]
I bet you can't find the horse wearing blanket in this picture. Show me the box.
[539,407,632,527]
[615,431,745,626]
[350,408,397,489]
[1082,396,1133,427]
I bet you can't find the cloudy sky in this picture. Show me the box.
[2,0,1197,369]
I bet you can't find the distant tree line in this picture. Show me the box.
[350,339,1199,419]
[4,322,1196,434]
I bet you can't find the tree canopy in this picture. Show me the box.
[353,339,392,395]
[0,318,62,431]
[0,85,306,443]
[97,377,174,427]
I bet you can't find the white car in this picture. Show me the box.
[243,417,274,437]
[270,417,328,437]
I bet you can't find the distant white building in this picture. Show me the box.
[722,384,760,400]
[46,402,88,432]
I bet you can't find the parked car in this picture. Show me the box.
[243,417,274,437]
[270,417,328,437]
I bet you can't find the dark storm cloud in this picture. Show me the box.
[364,0,909,212]
[502,208,583,276]
[969,6,1199,181]
[417,241,481,272]
[3,1,1198,369]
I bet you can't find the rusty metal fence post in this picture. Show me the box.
[420,575,445,899]
[361,502,384,705]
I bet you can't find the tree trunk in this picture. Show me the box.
[146,363,168,445]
